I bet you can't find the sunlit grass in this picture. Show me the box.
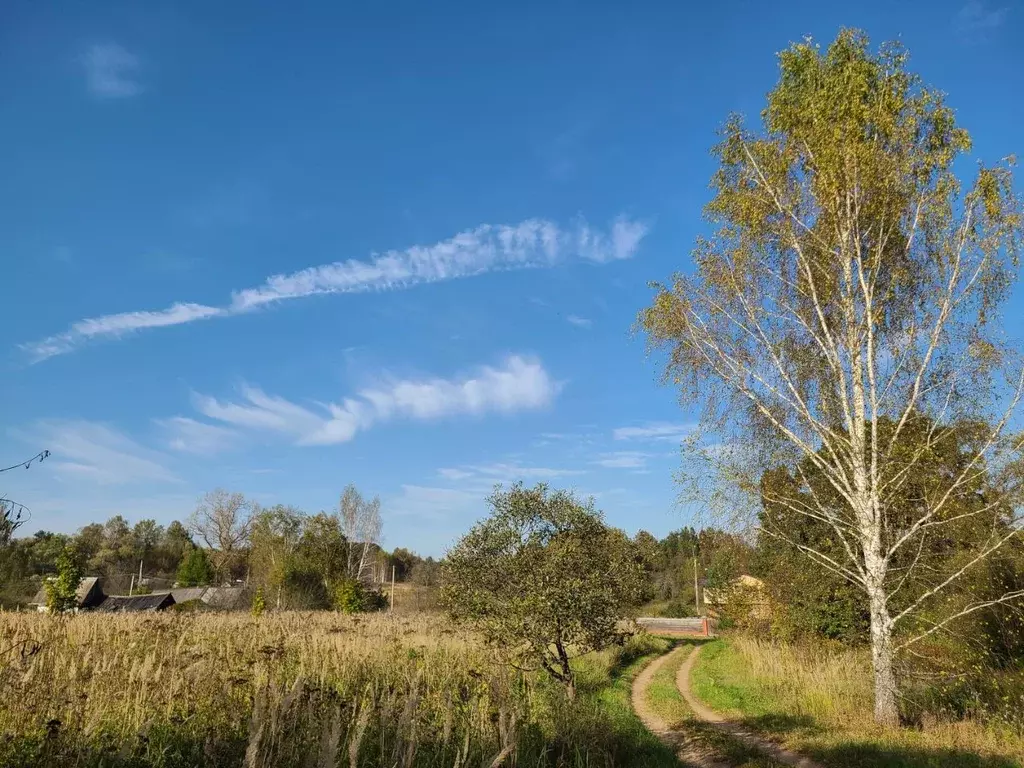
[0,611,680,767]
[642,642,784,768]
[691,636,1024,768]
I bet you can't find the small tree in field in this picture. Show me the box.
[640,29,1023,725]
[176,546,214,587]
[45,545,82,614]
[442,483,646,699]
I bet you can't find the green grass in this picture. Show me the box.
[564,634,683,768]
[689,637,1024,768]
[644,644,692,726]
[643,642,785,768]
[690,638,776,717]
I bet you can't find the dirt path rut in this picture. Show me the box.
[676,645,824,768]
[630,645,730,768]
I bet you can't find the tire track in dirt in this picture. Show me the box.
[630,645,730,768]
[677,645,824,768]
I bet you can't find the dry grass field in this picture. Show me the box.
[0,611,526,767]
[0,610,673,768]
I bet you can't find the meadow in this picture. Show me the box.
[689,637,1024,767]
[5,609,1024,768]
[0,610,672,768]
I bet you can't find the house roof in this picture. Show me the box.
[96,593,175,613]
[201,586,249,609]
[149,587,209,603]
[703,574,767,606]
[31,576,103,607]
[169,587,209,603]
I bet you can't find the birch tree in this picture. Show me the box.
[640,30,1023,726]
[249,504,305,609]
[338,484,382,582]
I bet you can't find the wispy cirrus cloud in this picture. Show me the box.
[82,43,144,99]
[567,315,592,329]
[14,420,176,485]
[22,216,648,363]
[592,451,649,469]
[158,417,238,456]
[26,303,224,361]
[956,1,1009,35]
[435,461,587,494]
[612,421,694,442]
[189,355,558,446]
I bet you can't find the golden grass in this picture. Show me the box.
[694,635,1024,767]
[0,611,524,767]
[0,611,689,767]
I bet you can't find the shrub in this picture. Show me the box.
[251,587,266,617]
[331,578,388,613]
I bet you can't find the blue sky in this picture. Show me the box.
[2,1,1021,555]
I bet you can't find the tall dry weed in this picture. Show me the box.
[0,612,527,767]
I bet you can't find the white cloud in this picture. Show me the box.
[956,1,1008,34]
[577,216,650,263]
[82,43,143,99]
[158,417,237,455]
[567,315,592,329]
[613,421,694,442]
[469,463,586,480]
[28,303,223,360]
[438,468,475,481]
[17,420,176,485]
[193,385,331,439]
[593,451,649,469]
[438,461,586,484]
[191,355,558,446]
[22,216,647,362]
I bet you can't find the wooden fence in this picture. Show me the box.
[635,616,711,637]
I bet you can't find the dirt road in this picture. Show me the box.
[675,645,823,768]
[631,643,824,768]
[630,645,730,768]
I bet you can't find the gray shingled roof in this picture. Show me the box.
[201,586,249,609]
[31,576,104,608]
[169,587,209,603]
[96,593,175,613]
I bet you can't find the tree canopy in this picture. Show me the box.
[442,483,647,698]
[640,29,1023,725]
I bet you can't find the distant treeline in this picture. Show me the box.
[0,484,439,610]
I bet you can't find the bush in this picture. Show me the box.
[360,586,388,612]
[607,632,665,668]
[330,579,388,613]
[661,599,696,618]
[251,587,266,618]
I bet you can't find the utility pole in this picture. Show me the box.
[139,558,144,588]
[390,565,396,612]
[128,574,135,596]
[693,554,700,616]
